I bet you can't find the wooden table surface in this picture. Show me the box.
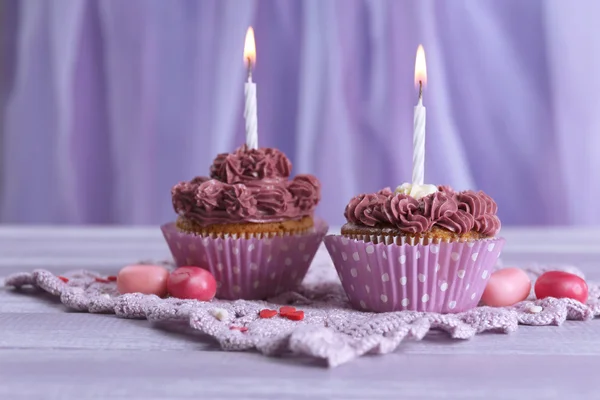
[2,225,600,399]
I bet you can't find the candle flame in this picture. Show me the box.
[244,27,256,68]
[414,44,427,88]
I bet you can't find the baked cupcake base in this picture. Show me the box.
[162,218,328,300]
[176,216,314,238]
[341,223,486,245]
[324,234,505,313]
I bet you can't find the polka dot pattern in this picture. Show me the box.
[323,234,505,313]
[161,219,329,301]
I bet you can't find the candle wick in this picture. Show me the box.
[418,80,423,102]
[246,57,253,82]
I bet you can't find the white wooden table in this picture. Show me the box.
[2,226,600,399]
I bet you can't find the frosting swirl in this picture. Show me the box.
[457,191,500,236]
[422,192,458,221]
[344,188,392,227]
[288,174,321,212]
[210,146,292,183]
[345,185,500,236]
[171,182,198,214]
[172,146,320,225]
[384,194,431,234]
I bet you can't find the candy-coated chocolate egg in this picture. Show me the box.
[167,266,217,301]
[534,271,588,303]
[481,267,531,307]
[117,264,169,297]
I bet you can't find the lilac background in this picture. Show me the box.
[1,0,599,227]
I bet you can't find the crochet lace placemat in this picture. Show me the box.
[5,247,600,367]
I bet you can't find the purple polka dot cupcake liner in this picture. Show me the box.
[324,235,505,313]
[161,218,328,300]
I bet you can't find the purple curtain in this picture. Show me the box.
[2,0,599,226]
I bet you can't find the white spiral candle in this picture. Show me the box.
[243,27,258,150]
[412,97,426,185]
[412,45,427,186]
[244,79,258,149]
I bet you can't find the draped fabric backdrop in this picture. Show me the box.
[1,0,599,226]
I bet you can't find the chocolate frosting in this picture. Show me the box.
[172,146,320,225]
[344,186,500,236]
[210,147,292,183]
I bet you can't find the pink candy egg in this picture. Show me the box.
[481,267,531,307]
[534,271,588,303]
[117,264,170,297]
[167,266,217,302]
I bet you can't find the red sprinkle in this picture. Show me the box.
[284,310,305,321]
[107,276,117,282]
[230,326,248,333]
[259,309,278,319]
[94,277,110,283]
[58,276,69,283]
[279,306,296,316]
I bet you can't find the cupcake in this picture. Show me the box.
[324,183,505,313]
[161,145,328,300]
